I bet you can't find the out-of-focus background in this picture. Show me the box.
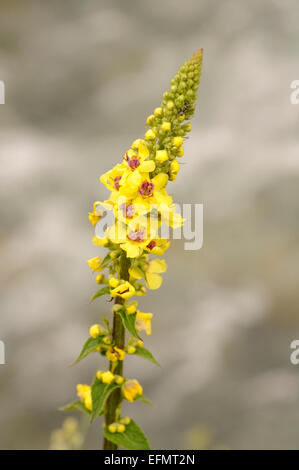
[1,0,299,450]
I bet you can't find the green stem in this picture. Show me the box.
[103,252,130,450]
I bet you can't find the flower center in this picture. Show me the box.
[139,180,154,197]
[127,227,145,242]
[125,153,140,171]
[120,202,135,219]
[113,175,122,190]
[146,240,157,251]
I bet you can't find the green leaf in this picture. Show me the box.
[104,419,150,450]
[135,346,160,367]
[100,252,111,268]
[90,286,110,303]
[117,310,140,339]
[72,337,104,365]
[91,379,121,421]
[60,400,91,415]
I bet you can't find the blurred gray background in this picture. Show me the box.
[1,0,299,450]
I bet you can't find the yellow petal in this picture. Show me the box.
[121,242,141,258]
[139,160,155,173]
[145,272,162,289]
[152,173,168,190]
[149,259,167,274]
[129,266,144,280]
[138,142,149,159]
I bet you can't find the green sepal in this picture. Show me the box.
[100,252,112,268]
[135,346,160,367]
[117,309,140,339]
[90,286,110,303]
[91,378,121,422]
[104,419,150,450]
[135,395,152,406]
[60,400,91,415]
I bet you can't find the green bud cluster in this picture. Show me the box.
[145,49,203,180]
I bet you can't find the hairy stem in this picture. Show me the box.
[103,252,130,450]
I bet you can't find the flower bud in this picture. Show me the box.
[108,424,117,433]
[120,416,131,425]
[117,424,125,433]
[115,375,124,385]
[173,136,183,147]
[101,371,115,384]
[146,114,155,126]
[177,146,184,157]
[109,277,119,288]
[145,129,156,141]
[170,160,180,174]
[155,150,169,163]
[126,303,137,315]
[154,107,163,116]
[166,100,174,110]
[90,324,104,338]
[161,121,171,132]
[96,273,104,284]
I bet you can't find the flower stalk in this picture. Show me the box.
[63,49,203,450]
[103,252,129,450]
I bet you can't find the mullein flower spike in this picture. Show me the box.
[65,49,203,450]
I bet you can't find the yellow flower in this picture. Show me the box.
[136,312,153,335]
[101,371,115,384]
[76,384,92,411]
[88,201,103,226]
[87,257,102,272]
[123,140,155,174]
[106,346,126,362]
[161,121,171,132]
[155,150,169,163]
[100,163,126,192]
[173,136,183,147]
[127,346,136,354]
[122,379,143,402]
[110,281,136,300]
[146,259,168,289]
[154,107,162,116]
[145,238,170,256]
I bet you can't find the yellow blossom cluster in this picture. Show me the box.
[70,50,203,450]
